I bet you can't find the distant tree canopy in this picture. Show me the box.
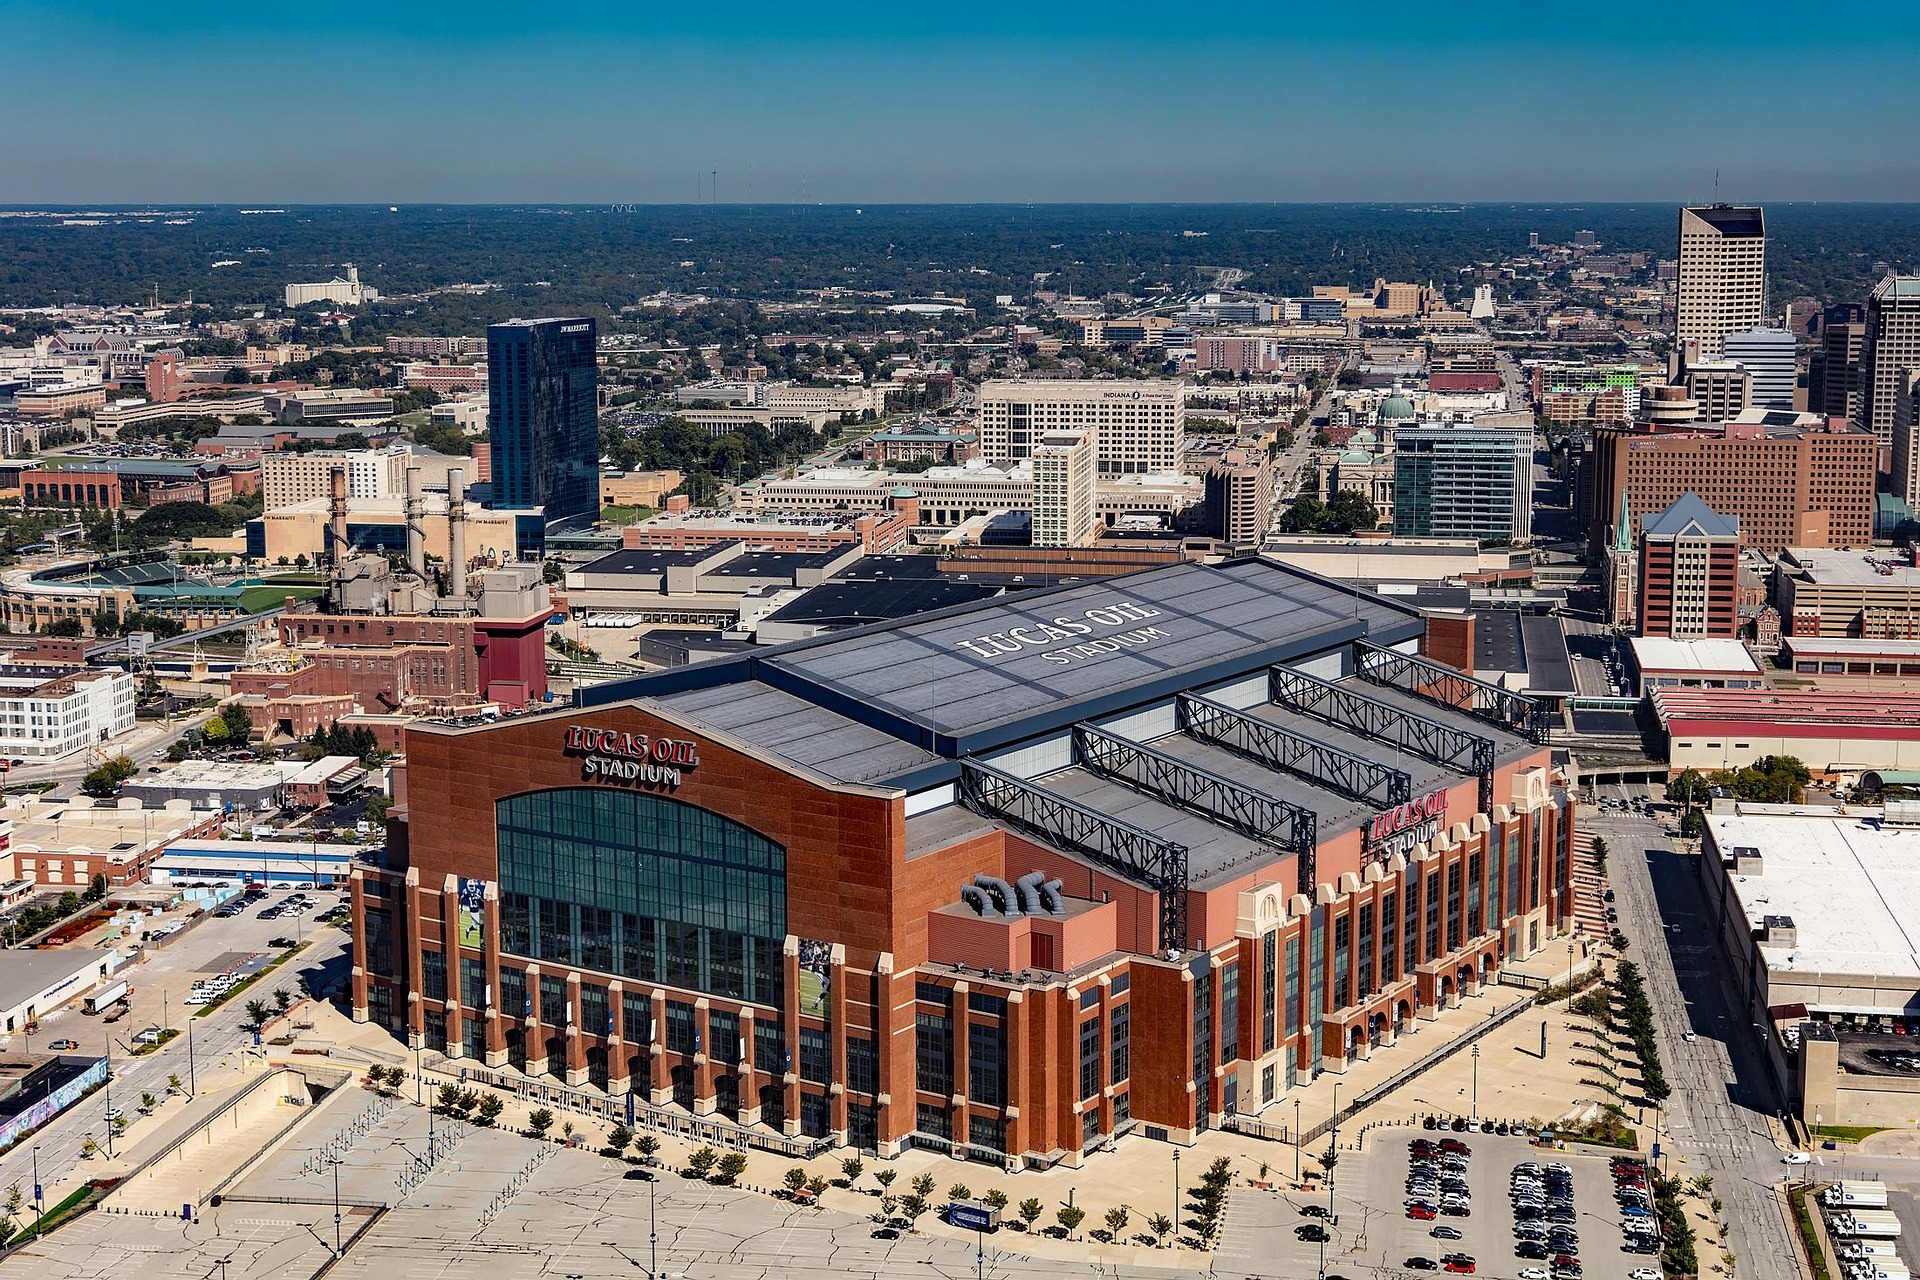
[600,417,819,506]
[1278,490,1380,535]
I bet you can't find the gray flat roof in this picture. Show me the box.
[647,683,942,787]
[755,558,1417,747]
[0,951,111,1012]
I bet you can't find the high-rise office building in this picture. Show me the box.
[1721,327,1796,411]
[1028,426,1098,548]
[1675,205,1767,363]
[1391,425,1533,542]
[977,379,1184,477]
[1582,411,1876,556]
[1682,361,1750,423]
[1204,448,1276,549]
[1636,493,1741,639]
[1864,277,1920,473]
[486,317,599,523]
[1809,303,1867,424]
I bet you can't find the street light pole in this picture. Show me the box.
[1567,942,1576,1009]
[1172,1149,1180,1232]
[1294,1098,1302,1181]
[332,1156,342,1256]
[1471,1044,1480,1121]
[648,1174,658,1279]
[31,1144,41,1239]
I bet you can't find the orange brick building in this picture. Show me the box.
[354,559,1574,1166]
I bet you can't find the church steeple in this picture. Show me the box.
[1611,491,1633,553]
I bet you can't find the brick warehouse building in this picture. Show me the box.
[351,558,1575,1166]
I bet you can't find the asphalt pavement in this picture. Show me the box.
[0,898,348,1211]
[1585,784,1797,1280]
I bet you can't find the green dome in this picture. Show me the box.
[1350,427,1378,447]
[1338,450,1375,466]
[1378,393,1416,421]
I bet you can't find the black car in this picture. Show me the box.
[1407,1260,1439,1272]
[268,936,297,948]
[622,1168,653,1181]
[1431,1226,1464,1240]
[1297,1225,1330,1242]
[871,1228,899,1240]
[1300,1204,1328,1218]
[1516,1244,1550,1260]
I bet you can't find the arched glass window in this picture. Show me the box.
[496,787,786,1006]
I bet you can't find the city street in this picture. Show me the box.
[0,901,349,1211]
[1584,788,1797,1280]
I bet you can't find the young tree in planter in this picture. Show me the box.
[1148,1213,1174,1246]
[804,1175,828,1203]
[1018,1198,1043,1231]
[687,1145,719,1178]
[879,1195,897,1222]
[528,1108,555,1139]
[873,1168,897,1195]
[948,1183,972,1204]
[437,1083,461,1112]
[634,1133,660,1165]
[899,1192,928,1229]
[167,1072,184,1095]
[715,1152,747,1185]
[911,1172,936,1199]
[1056,1205,1086,1239]
[840,1156,864,1188]
[476,1094,504,1126]
[783,1167,809,1198]
[606,1124,633,1158]
[244,998,271,1029]
[273,987,294,1011]
[1105,1206,1131,1239]
[983,1188,1009,1214]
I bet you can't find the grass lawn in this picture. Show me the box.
[1811,1123,1887,1144]
[240,584,324,612]
[599,504,654,526]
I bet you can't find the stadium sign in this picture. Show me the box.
[564,725,700,788]
[951,598,1170,666]
[1364,788,1449,857]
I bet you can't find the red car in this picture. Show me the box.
[1440,1139,1471,1156]
[1554,1255,1579,1270]
[1443,1257,1477,1274]
[1408,1205,1438,1221]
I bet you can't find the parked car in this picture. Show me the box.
[268,936,298,949]
[1406,1259,1439,1272]
[47,1039,78,1051]
[1781,1152,1812,1165]
[1407,1206,1437,1221]
[1431,1226,1464,1240]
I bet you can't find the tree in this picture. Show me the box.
[1017,1198,1043,1231]
[528,1108,555,1138]
[715,1152,748,1185]
[606,1124,632,1157]
[687,1145,720,1177]
[899,1193,928,1227]
[911,1172,936,1198]
[1666,769,1711,809]
[272,986,293,1011]
[1679,808,1705,840]
[1105,1206,1131,1238]
[476,1094,505,1126]
[1056,1205,1086,1238]
[948,1183,972,1203]
[45,617,83,639]
[81,766,120,798]
[202,715,229,743]
[783,1167,809,1197]
[167,1072,183,1095]
[221,702,253,742]
[840,1156,865,1187]
[437,1083,461,1112]
[873,1168,897,1194]
[244,998,271,1029]
[1148,1212,1174,1245]
[983,1189,1009,1213]
[879,1194,897,1221]
[804,1175,828,1203]
[6,1183,22,1217]
[85,874,108,903]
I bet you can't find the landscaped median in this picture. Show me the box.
[193,941,308,1019]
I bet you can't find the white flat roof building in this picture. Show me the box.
[0,667,135,762]
[1630,636,1765,696]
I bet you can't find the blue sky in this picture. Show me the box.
[10,0,1920,203]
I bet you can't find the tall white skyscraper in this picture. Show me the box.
[1868,276,1920,498]
[1675,205,1767,363]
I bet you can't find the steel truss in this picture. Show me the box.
[1355,641,1550,743]
[1073,721,1318,895]
[958,758,1189,953]
[1268,664,1498,812]
[1176,691,1412,809]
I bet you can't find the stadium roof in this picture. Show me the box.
[591,558,1426,759]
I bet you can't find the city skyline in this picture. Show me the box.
[8,0,1920,204]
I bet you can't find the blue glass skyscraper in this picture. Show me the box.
[487,317,598,523]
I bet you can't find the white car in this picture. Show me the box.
[1782,1151,1813,1165]
[1519,1269,1550,1280]
[1631,1270,1661,1280]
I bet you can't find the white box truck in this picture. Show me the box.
[1828,1182,1893,1210]
[82,980,129,1015]
[1838,1211,1903,1239]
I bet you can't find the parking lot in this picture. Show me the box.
[1253,1129,1660,1280]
